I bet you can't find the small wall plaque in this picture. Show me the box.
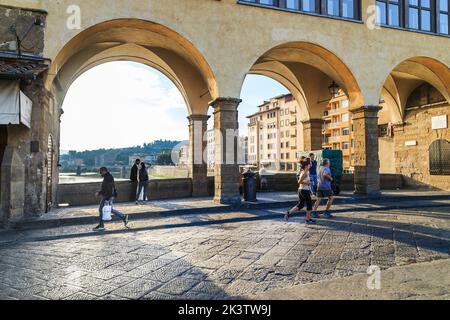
[432,115,447,130]
[405,140,417,147]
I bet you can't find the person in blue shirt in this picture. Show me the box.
[313,159,335,219]
[309,153,318,195]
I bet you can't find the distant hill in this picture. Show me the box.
[60,139,181,170]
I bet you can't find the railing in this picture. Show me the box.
[329,136,340,142]
[324,122,340,129]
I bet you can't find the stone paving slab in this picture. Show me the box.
[251,259,450,300]
[0,204,449,300]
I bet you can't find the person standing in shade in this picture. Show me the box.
[285,159,316,225]
[136,162,149,204]
[93,167,129,232]
[309,153,318,196]
[313,159,335,219]
[130,158,140,182]
[130,158,140,201]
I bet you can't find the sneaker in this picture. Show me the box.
[323,211,334,219]
[93,225,105,232]
[123,215,129,227]
[284,211,290,222]
[306,219,317,225]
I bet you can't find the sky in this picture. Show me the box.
[60,61,289,152]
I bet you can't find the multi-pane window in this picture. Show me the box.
[438,0,449,34]
[376,0,401,26]
[342,128,350,135]
[342,113,349,122]
[375,0,450,34]
[240,0,360,20]
[407,0,432,31]
[240,0,450,35]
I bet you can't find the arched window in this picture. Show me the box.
[429,139,450,175]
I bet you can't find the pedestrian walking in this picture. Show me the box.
[313,159,335,219]
[93,167,129,232]
[136,162,149,204]
[285,158,316,225]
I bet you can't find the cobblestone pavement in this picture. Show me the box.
[0,205,449,300]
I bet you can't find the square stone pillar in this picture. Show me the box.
[302,119,323,151]
[187,114,210,197]
[352,106,382,195]
[210,98,242,205]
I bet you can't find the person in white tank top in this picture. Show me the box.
[285,159,316,225]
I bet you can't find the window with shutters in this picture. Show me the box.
[429,139,450,175]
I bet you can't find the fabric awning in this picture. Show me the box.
[0,80,32,128]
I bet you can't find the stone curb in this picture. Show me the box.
[8,193,450,231]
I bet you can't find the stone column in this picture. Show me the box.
[187,114,210,197]
[352,106,382,195]
[302,119,323,151]
[210,98,242,205]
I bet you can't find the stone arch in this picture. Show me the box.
[46,19,219,116]
[378,56,450,123]
[240,41,365,120]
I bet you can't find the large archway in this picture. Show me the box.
[241,41,364,152]
[238,41,375,193]
[378,56,450,189]
[48,19,220,207]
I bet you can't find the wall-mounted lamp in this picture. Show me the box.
[328,81,340,97]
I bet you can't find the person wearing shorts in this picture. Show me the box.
[313,159,335,219]
[285,159,316,225]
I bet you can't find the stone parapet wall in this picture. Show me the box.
[58,173,405,207]
[262,173,403,192]
[58,178,197,207]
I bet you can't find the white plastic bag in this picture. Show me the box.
[102,201,112,221]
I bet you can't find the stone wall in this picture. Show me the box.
[58,178,200,207]
[0,5,46,55]
[394,85,450,190]
[0,6,55,225]
[149,166,189,178]
[379,138,395,174]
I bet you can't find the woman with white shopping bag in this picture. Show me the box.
[93,167,129,232]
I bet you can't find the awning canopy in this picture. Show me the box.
[0,80,32,128]
[0,51,50,80]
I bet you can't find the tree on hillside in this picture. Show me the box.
[156,152,174,166]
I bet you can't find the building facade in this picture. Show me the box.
[322,93,355,172]
[247,94,299,171]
